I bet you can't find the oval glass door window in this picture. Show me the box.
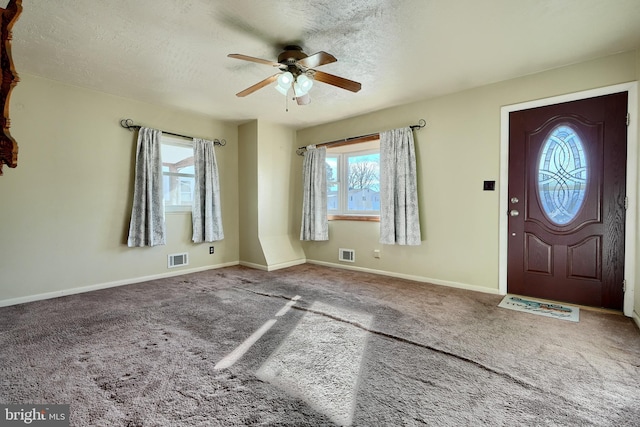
[537,125,588,225]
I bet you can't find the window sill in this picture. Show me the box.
[328,215,380,222]
[166,207,192,214]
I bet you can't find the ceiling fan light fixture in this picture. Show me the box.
[294,74,313,96]
[275,84,289,96]
[276,71,293,89]
[229,46,361,104]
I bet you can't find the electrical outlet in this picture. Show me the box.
[209,246,214,254]
[373,249,381,259]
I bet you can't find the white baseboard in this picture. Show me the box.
[239,258,306,272]
[265,258,306,271]
[5,257,633,322]
[0,261,240,308]
[239,261,269,271]
[633,311,640,330]
[306,259,502,295]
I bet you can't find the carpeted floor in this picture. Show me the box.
[1,264,639,426]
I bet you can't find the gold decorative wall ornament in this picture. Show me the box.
[0,0,21,175]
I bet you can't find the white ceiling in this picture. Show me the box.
[11,0,640,129]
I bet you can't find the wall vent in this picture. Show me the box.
[338,248,355,263]
[168,253,189,268]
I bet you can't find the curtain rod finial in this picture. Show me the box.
[409,119,427,131]
[120,118,135,131]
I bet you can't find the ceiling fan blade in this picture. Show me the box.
[296,93,311,105]
[235,74,279,97]
[313,70,362,93]
[228,53,281,67]
[297,51,337,69]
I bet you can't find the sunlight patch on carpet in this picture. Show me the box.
[214,295,301,370]
[256,302,372,426]
[499,295,579,322]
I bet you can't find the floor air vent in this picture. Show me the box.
[339,248,355,262]
[168,253,189,268]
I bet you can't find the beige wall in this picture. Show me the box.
[238,121,266,267]
[2,51,639,317]
[238,120,305,269]
[297,51,639,297]
[256,121,305,269]
[0,74,239,304]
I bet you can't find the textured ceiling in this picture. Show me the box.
[11,0,640,129]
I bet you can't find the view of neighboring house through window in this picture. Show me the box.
[327,139,380,217]
[161,136,195,212]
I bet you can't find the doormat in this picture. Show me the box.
[498,295,579,322]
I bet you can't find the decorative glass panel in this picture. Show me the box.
[538,125,588,225]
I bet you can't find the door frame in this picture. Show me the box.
[499,82,638,317]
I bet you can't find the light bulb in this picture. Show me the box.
[277,72,293,87]
[294,74,313,96]
[275,72,293,96]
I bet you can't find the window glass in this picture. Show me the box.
[326,141,380,216]
[347,152,380,212]
[326,155,339,211]
[161,137,195,212]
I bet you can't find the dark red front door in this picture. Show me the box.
[507,92,628,309]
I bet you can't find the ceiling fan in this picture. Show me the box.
[228,45,362,105]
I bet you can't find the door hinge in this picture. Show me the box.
[626,113,630,126]
[623,280,627,292]
[624,196,629,210]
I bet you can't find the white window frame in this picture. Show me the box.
[161,135,195,213]
[327,140,380,218]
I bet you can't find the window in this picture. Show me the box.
[161,136,195,212]
[327,140,380,220]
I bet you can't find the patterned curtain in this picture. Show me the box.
[127,127,166,247]
[300,146,329,241]
[192,138,224,243]
[379,127,421,245]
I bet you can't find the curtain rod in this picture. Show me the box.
[295,119,426,156]
[120,119,226,146]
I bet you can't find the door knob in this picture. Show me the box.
[510,210,519,216]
